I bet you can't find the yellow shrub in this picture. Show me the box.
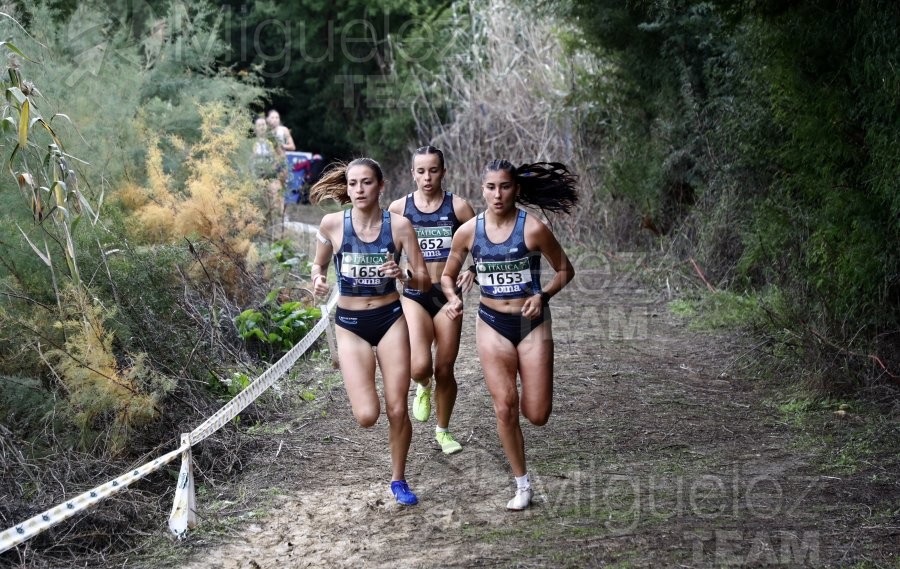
[115,181,150,211]
[46,288,173,455]
[130,103,263,300]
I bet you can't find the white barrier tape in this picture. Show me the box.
[188,286,339,445]
[1,281,339,553]
[0,443,187,554]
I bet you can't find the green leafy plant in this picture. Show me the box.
[267,239,312,279]
[258,241,314,304]
[269,240,302,267]
[235,292,321,354]
[207,370,252,399]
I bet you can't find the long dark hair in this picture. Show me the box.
[309,158,384,205]
[482,160,578,214]
[413,145,445,169]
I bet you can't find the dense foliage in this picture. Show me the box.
[556,0,899,389]
[218,0,452,158]
[0,3,314,562]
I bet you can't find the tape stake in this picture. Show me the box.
[168,434,196,538]
[322,303,339,369]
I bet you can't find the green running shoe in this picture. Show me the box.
[435,431,463,455]
[412,383,432,422]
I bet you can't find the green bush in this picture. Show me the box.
[669,288,778,331]
[560,0,900,390]
[0,0,271,453]
[235,293,322,355]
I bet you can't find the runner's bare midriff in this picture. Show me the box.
[424,260,446,286]
[337,291,401,311]
[479,295,532,314]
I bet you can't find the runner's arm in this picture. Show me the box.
[452,197,478,293]
[387,197,404,216]
[311,214,338,297]
[441,220,474,320]
[392,215,431,291]
[280,126,296,151]
[520,217,575,319]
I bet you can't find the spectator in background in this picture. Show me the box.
[251,116,276,170]
[251,115,283,229]
[266,109,296,153]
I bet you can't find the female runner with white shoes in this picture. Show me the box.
[388,146,476,455]
[440,159,577,510]
[310,158,431,506]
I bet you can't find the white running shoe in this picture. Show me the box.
[506,487,533,510]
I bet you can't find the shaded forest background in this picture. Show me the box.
[0,0,897,566]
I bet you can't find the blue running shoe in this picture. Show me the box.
[390,480,418,505]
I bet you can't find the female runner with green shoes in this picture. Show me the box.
[388,146,476,455]
[310,158,432,505]
[441,159,577,510]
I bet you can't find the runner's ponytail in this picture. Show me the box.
[482,160,578,214]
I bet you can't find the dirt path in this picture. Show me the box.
[176,208,898,568]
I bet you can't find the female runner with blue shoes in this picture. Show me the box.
[441,159,577,510]
[310,158,431,506]
[388,146,475,455]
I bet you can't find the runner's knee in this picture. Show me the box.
[409,350,433,380]
[433,361,456,384]
[492,396,520,427]
[385,399,409,424]
[353,407,379,428]
[523,403,551,426]
[410,363,433,382]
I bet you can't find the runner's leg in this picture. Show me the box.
[433,305,462,429]
[476,317,526,476]
[517,321,554,426]
[376,316,414,481]
[335,327,379,427]
[399,296,435,382]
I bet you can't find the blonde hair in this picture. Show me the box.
[309,158,384,205]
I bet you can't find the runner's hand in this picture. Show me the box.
[379,259,405,281]
[444,296,464,321]
[312,274,329,297]
[456,269,476,294]
[521,294,544,320]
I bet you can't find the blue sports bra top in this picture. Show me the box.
[471,210,541,299]
[335,209,400,297]
[402,191,460,263]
